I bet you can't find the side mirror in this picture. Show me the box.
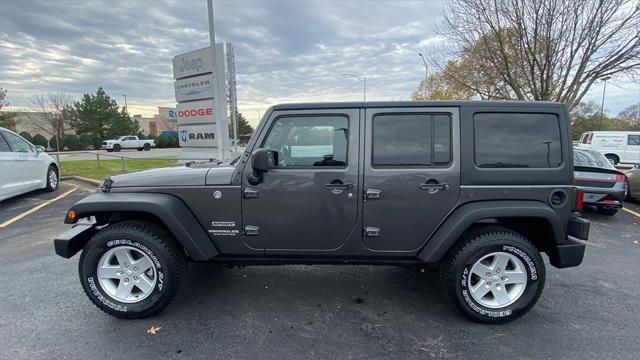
[35,145,45,153]
[248,148,275,185]
[251,148,271,173]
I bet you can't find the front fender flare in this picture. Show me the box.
[418,200,564,264]
[67,192,219,260]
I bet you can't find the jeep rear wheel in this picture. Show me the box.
[78,220,185,319]
[143,143,151,151]
[440,226,545,324]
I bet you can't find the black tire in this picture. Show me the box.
[78,220,186,319]
[44,165,58,192]
[605,154,619,165]
[624,179,635,202]
[597,207,618,216]
[113,144,121,152]
[143,143,151,151]
[439,226,545,324]
[107,149,114,152]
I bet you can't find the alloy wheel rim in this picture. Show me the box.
[468,251,527,309]
[97,246,157,303]
[48,169,58,189]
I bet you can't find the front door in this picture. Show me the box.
[362,107,460,252]
[241,108,360,252]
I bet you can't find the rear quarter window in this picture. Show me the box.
[474,113,562,168]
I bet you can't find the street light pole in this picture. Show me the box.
[122,94,128,114]
[418,52,428,79]
[342,73,366,102]
[599,76,611,131]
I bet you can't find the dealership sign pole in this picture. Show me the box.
[206,0,224,161]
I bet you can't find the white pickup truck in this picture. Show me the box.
[101,136,155,152]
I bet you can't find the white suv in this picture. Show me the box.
[0,127,59,201]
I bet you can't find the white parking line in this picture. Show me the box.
[0,188,77,228]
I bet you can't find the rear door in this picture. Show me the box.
[0,131,24,199]
[362,107,460,252]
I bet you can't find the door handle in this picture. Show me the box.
[243,188,259,198]
[419,180,450,194]
[365,188,382,199]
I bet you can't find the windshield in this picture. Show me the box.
[574,149,614,169]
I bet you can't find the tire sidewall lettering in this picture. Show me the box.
[460,244,537,318]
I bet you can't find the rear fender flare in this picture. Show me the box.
[418,200,563,264]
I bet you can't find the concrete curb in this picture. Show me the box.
[60,176,102,187]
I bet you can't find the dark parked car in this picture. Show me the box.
[624,163,640,202]
[573,148,626,215]
[54,101,590,324]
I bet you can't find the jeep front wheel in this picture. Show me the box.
[440,226,545,324]
[78,220,185,319]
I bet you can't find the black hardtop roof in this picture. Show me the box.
[272,100,565,111]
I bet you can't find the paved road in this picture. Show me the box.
[0,183,639,359]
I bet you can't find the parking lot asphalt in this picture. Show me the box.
[0,183,639,360]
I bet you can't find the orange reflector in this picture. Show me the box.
[67,210,76,221]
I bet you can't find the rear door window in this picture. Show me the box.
[474,113,562,168]
[372,113,451,167]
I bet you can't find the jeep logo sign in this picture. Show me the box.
[176,100,216,125]
[178,125,218,148]
[172,47,214,79]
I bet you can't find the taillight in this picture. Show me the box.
[615,174,625,183]
[575,191,584,211]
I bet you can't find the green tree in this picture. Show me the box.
[32,134,48,148]
[157,135,169,148]
[19,131,33,143]
[78,134,93,150]
[68,87,139,143]
[65,134,81,150]
[231,112,254,136]
[49,135,65,150]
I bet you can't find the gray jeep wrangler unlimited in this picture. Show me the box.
[55,101,590,323]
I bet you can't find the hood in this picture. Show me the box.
[108,163,236,188]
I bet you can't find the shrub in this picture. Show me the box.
[137,133,147,140]
[91,136,102,150]
[49,135,65,151]
[65,134,81,150]
[78,134,93,150]
[32,134,48,148]
[157,135,169,148]
[19,131,33,143]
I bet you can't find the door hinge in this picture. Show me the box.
[243,188,260,199]
[244,225,260,236]
[364,226,381,238]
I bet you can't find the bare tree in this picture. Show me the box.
[0,88,8,110]
[27,92,73,152]
[435,0,640,110]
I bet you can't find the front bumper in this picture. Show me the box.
[54,222,97,258]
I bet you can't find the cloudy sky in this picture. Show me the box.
[1,0,639,126]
